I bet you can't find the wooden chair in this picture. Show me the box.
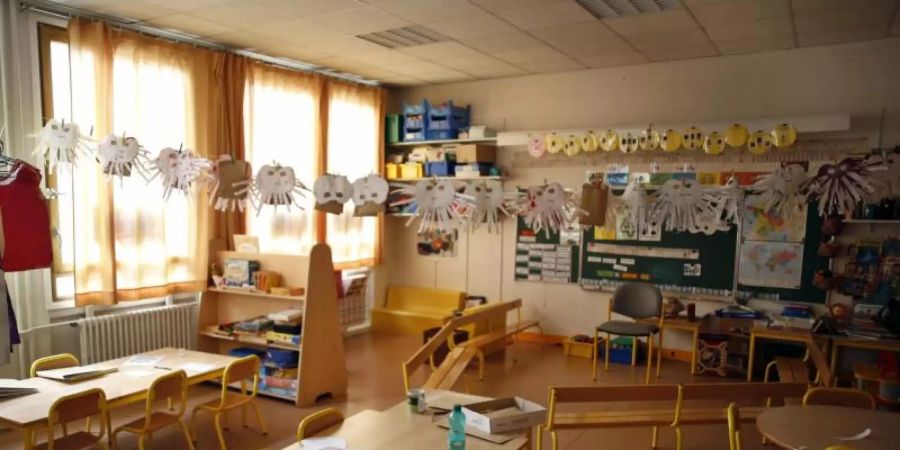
[296,408,344,440]
[113,370,194,450]
[33,388,109,450]
[542,384,679,450]
[805,340,834,387]
[803,387,876,409]
[593,283,663,384]
[726,403,742,450]
[191,355,267,450]
[30,353,80,377]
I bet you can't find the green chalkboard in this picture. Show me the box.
[515,216,580,284]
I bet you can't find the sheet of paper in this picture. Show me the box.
[836,428,871,441]
[300,437,347,450]
[178,363,216,373]
[123,355,164,367]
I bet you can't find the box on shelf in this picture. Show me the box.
[403,100,430,142]
[386,114,402,144]
[466,126,496,139]
[385,163,400,180]
[454,144,496,164]
[223,259,260,287]
[455,163,494,179]
[399,162,423,179]
[408,147,430,162]
[462,397,547,435]
[563,337,600,359]
[425,161,456,177]
[266,348,299,368]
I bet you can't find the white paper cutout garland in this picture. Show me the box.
[517,182,585,238]
[147,147,212,200]
[97,133,149,181]
[390,179,468,233]
[237,163,308,215]
[462,180,515,233]
[748,162,808,217]
[351,174,389,217]
[802,157,874,216]
[31,119,95,174]
[313,174,352,214]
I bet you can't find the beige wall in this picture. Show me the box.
[381,37,900,347]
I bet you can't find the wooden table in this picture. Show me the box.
[756,405,898,450]
[282,391,530,450]
[0,348,235,449]
[829,336,900,377]
[656,317,703,375]
[746,326,826,382]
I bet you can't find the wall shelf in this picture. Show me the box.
[206,288,305,302]
[389,137,497,147]
[199,330,300,352]
[386,176,505,182]
[843,219,900,224]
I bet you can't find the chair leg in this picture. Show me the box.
[591,330,599,381]
[213,413,227,450]
[645,335,654,385]
[111,429,120,450]
[477,350,486,381]
[536,425,543,449]
[190,408,201,442]
[222,409,229,431]
[85,417,92,432]
[167,397,174,411]
[656,331,663,378]
[242,404,248,428]
[138,434,147,450]
[604,332,611,372]
[631,337,638,367]
[651,426,659,449]
[675,427,683,450]
[250,400,268,435]
[550,430,559,450]
[178,419,197,450]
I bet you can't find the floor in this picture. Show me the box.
[1,332,776,450]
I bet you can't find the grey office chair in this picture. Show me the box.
[592,283,663,383]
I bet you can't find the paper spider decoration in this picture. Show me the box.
[862,154,899,201]
[208,156,252,212]
[748,162,808,217]
[801,157,874,216]
[712,175,745,225]
[390,179,468,233]
[517,182,585,237]
[314,174,352,215]
[462,180,515,233]
[31,119,94,173]
[648,179,722,233]
[147,147,211,200]
[236,163,308,216]
[351,174,389,217]
[97,133,148,181]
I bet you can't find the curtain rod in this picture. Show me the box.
[18,0,380,87]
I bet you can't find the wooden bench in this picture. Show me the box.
[401,299,539,392]
[371,286,465,335]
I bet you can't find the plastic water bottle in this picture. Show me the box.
[448,404,466,450]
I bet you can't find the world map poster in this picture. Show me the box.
[738,241,804,289]
[742,195,806,242]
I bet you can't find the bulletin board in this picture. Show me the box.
[514,216,580,284]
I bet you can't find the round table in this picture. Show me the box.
[756,405,899,450]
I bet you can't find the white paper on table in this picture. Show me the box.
[178,363,216,373]
[123,355,164,367]
[836,428,871,441]
[300,436,347,450]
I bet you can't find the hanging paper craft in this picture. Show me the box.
[863,153,899,200]
[31,119,94,173]
[599,130,618,152]
[619,132,639,154]
[390,179,467,233]
[661,129,681,152]
[97,133,148,180]
[209,155,252,212]
[462,180,513,233]
[351,174,389,217]
[563,135,581,156]
[545,133,563,154]
[716,175,744,225]
[518,182,585,238]
[237,163,308,215]
[639,128,660,151]
[749,162,808,217]
[725,123,749,147]
[771,123,797,148]
[681,127,703,150]
[580,131,599,152]
[528,135,546,158]
[314,174,352,215]
[648,179,720,233]
[746,130,772,154]
[801,157,874,216]
[147,147,211,200]
[703,132,725,155]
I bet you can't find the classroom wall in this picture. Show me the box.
[381,37,900,348]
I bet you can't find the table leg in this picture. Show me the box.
[632,337,638,367]
[829,342,839,381]
[690,329,699,375]
[22,426,35,450]
[746,333,756,382]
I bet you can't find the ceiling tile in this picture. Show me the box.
[468,0,569,13]
[138,0,232,12]
[530,21,634,57]
[314,36,391,55]
[144,14,237,37]
[791,0,896,16]
[684,0,790,25]
[797,26,892,47]
[713,34,794,55]
[704,18,794,41]
[337,48,421,67]
[256,19,345,47]
[438,53,526,78]
[575,51,649,68]
[362,0,483,23]
[308,6,409,34]
[188,0,293,30]
[271,45,334,62]
[81,0,176,20]
[390,60,452,76]
[311,56,372,72]
[426,13,517,39]
[399,41,482,61]
[515,57,584,74]
[379,76,426,86]
[459,31,543,53]
[492,44,573,65]
[792,0,895,34]
[209,30,284,51]
[417,71,474,83]
[604,9,700,36]
[498,2,596,30]
[624,28,719,61]
[248,0,363,18]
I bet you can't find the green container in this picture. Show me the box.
[386,114,402,144]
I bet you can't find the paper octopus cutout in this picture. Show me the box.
[861,154,899,201]
[236,163,309,216]
[208,155,252,212]
[31,119,94,174]
[97,133,149,181]
[712,175,745,225]
[801,157,874,216]
[314,174,352,215]
[517,182,585,237]
[351,174,389,217]
[390,179,468,233]
[749,162,808,217]
[648,179,722,233]
[462,180,515,233]
[147,147,212,200]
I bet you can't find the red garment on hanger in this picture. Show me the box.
[0,162,52,271]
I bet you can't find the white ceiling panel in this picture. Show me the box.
[399,41,483,61]
[249,0,364,18]
[137,0,232,13]
[187,0,293,30]
[714,34,794,55]
[704,18,794,42]
[271,45,334,62]
[146,14,236,37]
[500,1,597,30]
[361,0,484,23]
[459,31,544,53]
[256,20,345,47]
[72,0,175,20]
[625,28,719,61]
[604,9,701,36]
[438,53,527,77]
[575,51,649,68]
[468,0,570,13]
[530,21,634,58]
[307,6,409,35]
[492,45,574,65]
[515,57,585,74]
[798,26,893,47]
[685,0,791,25]
[426,13,518,39]
[338,48,421,67]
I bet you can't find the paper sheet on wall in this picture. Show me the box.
[738,241,803,288]
[742,195,806,242]
[616,213,638,240]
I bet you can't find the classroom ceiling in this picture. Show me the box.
[44,0,900,86]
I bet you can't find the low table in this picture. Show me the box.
[756,405,898,450]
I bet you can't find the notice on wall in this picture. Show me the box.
[514,217,579,284]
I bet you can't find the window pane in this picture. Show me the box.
[48,39,75,298]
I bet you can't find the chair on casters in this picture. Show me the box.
[593,283,663,384]
[113,370,194,450]
[726,403,742,450]
[191,355,267,450]
[32,388,109,450]
[803,387,876,409]
[296,408,344,440]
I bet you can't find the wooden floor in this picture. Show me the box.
[0,332,773,449]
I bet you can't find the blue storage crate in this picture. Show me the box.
[425,161,456,177]
[427,100,469,140]
[403,100,430,142]
[229,347,267,360]
[266,348,299,368]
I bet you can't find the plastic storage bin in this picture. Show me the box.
[403,100,430,142]
[425,161,456,177]
[229,347,267,360]
[385,163,400,180]
[455,163,493,178]
[426,100,469,140]
[399,162,423,179]
[386,114,402,144]
[266,348,299,368]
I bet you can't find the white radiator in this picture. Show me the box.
[78,303,195,364]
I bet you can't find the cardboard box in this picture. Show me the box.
[454,144,496,163]
[462,397,546,434]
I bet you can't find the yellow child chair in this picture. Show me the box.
[191,355,267,450]
[802,387,875,409]
[726,402,742,450]
[296,408,344,440]
[31,354,89,436]
[34,388,109,450]
[112,370,194,450]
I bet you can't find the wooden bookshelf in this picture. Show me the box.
[199,242,348,406]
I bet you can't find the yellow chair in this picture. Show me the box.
[191,355,267,450]
[30,353,80,377]
[726,402,742,450]
[33,388,108,450]
[296,408,344,440]
[113,370,194,450]
[803,387,875,409]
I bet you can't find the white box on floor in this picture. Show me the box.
[462,397,546,434]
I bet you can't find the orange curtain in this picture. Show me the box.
[212,53,250,249]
